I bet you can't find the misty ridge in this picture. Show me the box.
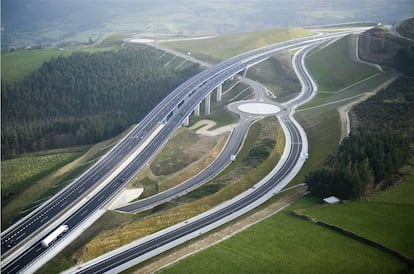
[2,0,414,48]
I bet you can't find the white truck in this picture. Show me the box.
[41,224,69,248]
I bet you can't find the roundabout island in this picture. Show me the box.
[237,102,281,115]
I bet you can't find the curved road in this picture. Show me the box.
[116,77,269,214]
[65,44,318,274]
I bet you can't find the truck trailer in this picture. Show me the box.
[41,224,69,248]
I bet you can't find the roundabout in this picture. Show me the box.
[237,102,281,115]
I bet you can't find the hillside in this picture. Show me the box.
[1,47,200,158]
[358,25,414,75]
[397,17,414,39]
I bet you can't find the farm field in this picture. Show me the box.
[1,48,74,82]
[1,34,138,82]
[158,198,407,274]
[301,156,414,259]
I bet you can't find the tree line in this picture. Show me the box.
[1,48,200,158]
[305,131,410,199]
[305,77,413,200]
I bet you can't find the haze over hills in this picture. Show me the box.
[2,0,414,48]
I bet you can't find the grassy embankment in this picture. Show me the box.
[155,34,411,273]
[1,128,131,229]
[129,128,228,199]
[246,50,301,102]
[1,149,83,226]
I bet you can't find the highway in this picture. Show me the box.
[1,31,356,273]
[69,44,316,273]
[65,44,319,274]
[74,119,302,274]
[0,48,253,256]
[116,76,282,214]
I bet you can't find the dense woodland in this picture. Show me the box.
[1,48,200,158]
[394,45,414,76]
[306,77,413,199]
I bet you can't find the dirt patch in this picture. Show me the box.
[184,134,220,158]
[159,133,229,192]
[189,119,236,136]
[129,131,229,198]
[150,128,221,176]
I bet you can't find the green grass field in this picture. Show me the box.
[1,128,128,228]
[159,200,406,274]
[1,48,75,82]
[1,34,136,82]
[300,156,414,259]
[303,201,414,257]
[369,158,414,205]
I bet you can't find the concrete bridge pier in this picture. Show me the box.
[194,104,200,116]
[205,93,211,115]
[243,68,248,77]
[183,116,190,126]
[216,84,222,102]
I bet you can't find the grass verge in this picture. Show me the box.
[247,51,301,102]
[306,35,379,91]
[1,126,131,229]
